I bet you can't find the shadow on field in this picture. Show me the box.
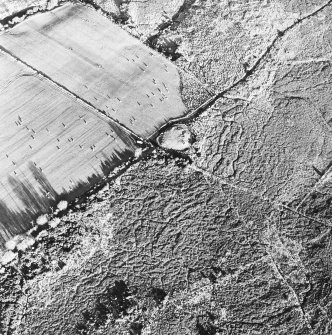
[0,147,134,249]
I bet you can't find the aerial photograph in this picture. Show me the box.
[0,0,332,334]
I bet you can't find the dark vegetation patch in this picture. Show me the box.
[199,266,224,284]
[145,0,197,60]
[75,280,137,334]
[149,287,167,304]
[147,35,182,61]
[129,321,143,335]
[78,0,130,24]
[75,280,168,334]
[14,214,102,281]
[0,6,34,28]
[196,312,218,335]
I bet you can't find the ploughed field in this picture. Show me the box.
[0,3,188,248]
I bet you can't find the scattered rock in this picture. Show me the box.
[36,214,49,226]
[157,124,192,151]
[57,200,68,211]
[49,218,61,228]
[5,238,18,251]
[37,230,49,239]
[1,250,17,265]
[135,148,143,158]
[5,235,26,250]
[16,236,35,251]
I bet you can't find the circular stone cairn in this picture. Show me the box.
[157,124,192,151]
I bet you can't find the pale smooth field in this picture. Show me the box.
[0,3,188,138]
[0,50,139,246]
